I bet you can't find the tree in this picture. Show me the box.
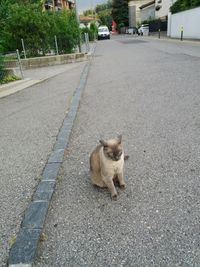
[98,9,112,29]
[95,1,112,29]
[0,1,80,56]
[2,3,50,55]
[83,9,93,16]
[95,1,112,13]
[112,0,129,29]
[53,10,80,54]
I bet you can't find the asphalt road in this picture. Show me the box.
[0,61,86,266]
[35,36,200,267]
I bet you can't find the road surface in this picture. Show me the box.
[35,36,200,266]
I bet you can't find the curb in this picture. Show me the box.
[143,35,200,45]
[8,46,95,266]
[1,52,92,100]
[0,79,44,99]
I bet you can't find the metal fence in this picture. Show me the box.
[1,50,23,80]
[1,33,90,81]
[9,34,90,60]
[149,19,168,32]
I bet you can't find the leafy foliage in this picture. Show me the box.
[96,1,112,30]
[98,9,112,30]
[81,1,112,30]
[170,0,200,14]
[52,10,80,54]
[81,22,98,41]
[0,1,80,56]
[0,75,21,85]
[95,1,112,13]
[112,0,129,29]
[83,9,93,16]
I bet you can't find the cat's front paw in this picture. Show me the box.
[112,193,118,200]
[120,184,125,189]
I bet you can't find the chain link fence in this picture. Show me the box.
[0,50,23,82]
[1,33,91,82]
[7,34,90,60]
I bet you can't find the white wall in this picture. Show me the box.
[168,7,200,39]
[155,0,177,18]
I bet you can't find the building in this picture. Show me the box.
[140,1,155,22]
[128,0,177,27]
[128,0,153,27]
[44,0,75,11]
[155,0,177,19]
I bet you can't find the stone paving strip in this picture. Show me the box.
[7,54,93,266]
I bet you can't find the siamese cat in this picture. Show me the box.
[90,135,128,199]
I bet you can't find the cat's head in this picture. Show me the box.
[99,135,123,161]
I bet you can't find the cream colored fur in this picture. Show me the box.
[90,137,125,199]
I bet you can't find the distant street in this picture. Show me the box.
[34,35,200,266]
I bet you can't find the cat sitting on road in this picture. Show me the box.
[90,135,128,200]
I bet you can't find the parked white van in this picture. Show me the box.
[98,26,110,40]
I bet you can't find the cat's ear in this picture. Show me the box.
[99,139,108,147]
[117,134,122,144]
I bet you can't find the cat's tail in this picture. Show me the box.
[124,155,129,161]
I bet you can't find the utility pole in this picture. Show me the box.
[91,0,95,20]
[74,0,82,53]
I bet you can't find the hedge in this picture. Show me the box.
[170,0,200,14]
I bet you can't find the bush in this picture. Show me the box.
[170,0,200,14]
[51,10,80,54]
[1,2,80,57]
[81,23,97,42]
[89,22,98,40]
[0,75,21,85]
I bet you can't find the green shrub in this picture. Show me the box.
[51,10,80,54]
[90,22,98,41]
[1,2,80,57]
[0,75,21,85]
[81,25,97,42]
[170,0,200,14]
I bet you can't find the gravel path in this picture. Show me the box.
[36,36,200,267]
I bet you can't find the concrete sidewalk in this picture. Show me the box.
[144,33,200,44]
[0,42,96,99]
[0,62,87,99]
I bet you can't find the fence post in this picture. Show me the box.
[84,33,88,53]
[86,33,90,52]
[180,26,183,41]
[21,39,26,59]
[16,49,24,79]
[54,35,59,55]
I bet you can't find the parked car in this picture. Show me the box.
[126,27,139,35]
[98,26,110,40]
[138,24,149,36]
